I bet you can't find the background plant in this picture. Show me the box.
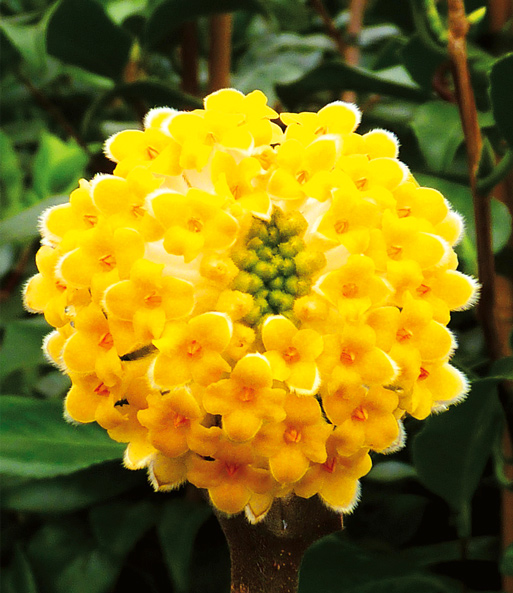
[1,1,513,592]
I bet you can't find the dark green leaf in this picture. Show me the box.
[0,194,68,245]
[1,462,142,513]
[401,34,444,92]
[46,0,132,80]
[501,543,513,576]
[366,460,417,482]
[32,133,88,200]
[411,102,464,173]
[412,379,502,515]
[0,396,124,478]
[82,80,201,136]
[27,518,120,593]
[0,319,50,380]
[90,499,157,557]
[397,536,499,567]
[490,356,513,380]
[0,18,46,75]
[145,0,264,51]
[277,62,428,108]
[490,53,513,148]
[0,130,24,218]
[299,535,458,593]
[4,546,39,593]
[158,499,212,593]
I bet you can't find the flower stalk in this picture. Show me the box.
[216,495,341,593]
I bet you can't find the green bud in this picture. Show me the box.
[231,249,259,271]
[253,260,278,281]
[277,257,296,276]
[294,251,326,276]
[296,279,311,297]
[267,226,280,246]
[268,290,295,312]
[284,275,299,295]
[269,276,284,290]
[232,271,263,294]
[279,236,305,258]
[256,245,274,261]
[278,211,308,239]
[247,236,264,251]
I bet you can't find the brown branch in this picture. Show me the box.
[208,13,232,94]
[447,0,501,359]
[181,21,199,96]
[310,0,347,56]
[216,495,342,593]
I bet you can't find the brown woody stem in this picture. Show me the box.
[181,22,199,96]
[208,13,232,93]
[215,495,342,593]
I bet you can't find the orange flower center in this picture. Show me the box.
[98,332,114,350]
[355,178,367,190]
[99,254,116,268]
[296,170,309,184]
[187,217,203,233]
[396,328,413,342]
[334,219,348,234]
[387,245,402,259]
[416,283,431,296]
[418,367,430,381]
[83,214,98,227]
[173,414,189,428]
[351,406,368,422]
[340,349,356,364]
[284,427,302,444]
[283,346,300,363]
[144,291,163,307]
[397,207,411,218]
[132,205,146,218]
[186,339,202,358]
[342,283,358,298]
[94,382,110,396]
[147,146,159,159]
[225,462,239,476]
[239,386,256,402]
[323,457,336,473]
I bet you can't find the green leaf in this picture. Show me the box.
[277,61,428,108]
[0,18,47,75]
[490,53,513,148]
[412,379,502,520]
[401,34,444,92]
[158,499,212,593]
[145,0,264,51]
[366,460,417,482]
[27,518,121,593]
[46,0,132,80]
[1,461,142,513]
[490,356,513,380]
[299,535,458,593]
[0,396,124,478]
[90,499,157,557]
[4,547,39,593]
[82,79,201,136]
[0,130,24,218]
[0,319,50,381]
[411,102,464,173]
[233,32,329,105]
[32,132,88,200]
[0,194,68,245]
[501,543,513,576]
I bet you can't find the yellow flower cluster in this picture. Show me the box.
[24,89,478,521]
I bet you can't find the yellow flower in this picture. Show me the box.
[25,88,477,522]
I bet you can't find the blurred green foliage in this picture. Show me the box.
[1,0,513,592]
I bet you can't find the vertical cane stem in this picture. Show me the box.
[208,13,232,93]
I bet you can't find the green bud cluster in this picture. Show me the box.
[230,208,326,326]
